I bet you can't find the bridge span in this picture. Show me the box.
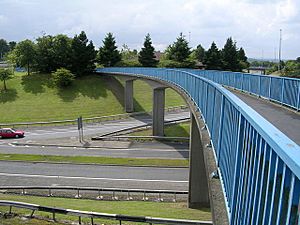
[96,68,300,225]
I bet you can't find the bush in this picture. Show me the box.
[115,60,142,67]
[52,68,75,87]
[158,59,196,68]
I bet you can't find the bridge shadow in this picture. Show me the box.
[104,76,147,114]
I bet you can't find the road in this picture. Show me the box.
[0,110,190,143]
[0,161,188,191]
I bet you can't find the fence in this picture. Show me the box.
[0,186,187,202]
[96,68,300,225]
[0,200,212,225]
[179,68,300,111]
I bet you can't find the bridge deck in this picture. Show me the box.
[230,89,300,145]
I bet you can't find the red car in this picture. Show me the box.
[0,128,25,138]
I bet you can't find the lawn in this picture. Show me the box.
[0,153,188,167]
[130,122,190,137]
[0,194,211,225]
[0,72,186,123]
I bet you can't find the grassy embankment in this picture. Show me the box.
[0,194,211,225]
[0,72,185,123]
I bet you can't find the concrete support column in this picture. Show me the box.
[188,113,210,208]
[152,88,166,136]
[125,79,134,113]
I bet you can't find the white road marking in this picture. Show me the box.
[0,173,188,183]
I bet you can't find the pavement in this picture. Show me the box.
[231,90,300,145]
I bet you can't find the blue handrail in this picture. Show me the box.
[178,68,300,111]
[96,67,300,225]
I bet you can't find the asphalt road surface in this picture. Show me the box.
[0,111,190,143]
[0,161,188,191]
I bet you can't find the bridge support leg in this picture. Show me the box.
[125,79,134,113]
[152,88,165,136]
[188,113,210,208]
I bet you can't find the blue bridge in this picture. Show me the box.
[96,67,300,225]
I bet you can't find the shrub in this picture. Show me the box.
[52,68,75,87]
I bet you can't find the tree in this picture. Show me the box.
[8,41,17,51]
[284,60,300,78]
[98,33,121,67]
[52,34,72,70]
[0,68,13,91]
[14,39,36,75]
[237,47,249,70]
[166,33,191,62]
[138,34,158,67]
[0,39,10,59]
[194,44,206,62]
[52,68,75,87]
[221,37,240,71]
[71,31,97,76]
[35,35,55,73]
[204,42,223,70]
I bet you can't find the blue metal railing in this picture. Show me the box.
[178,69,300,111]
[96,67,300,225]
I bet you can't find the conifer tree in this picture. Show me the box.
[204,42,223,70]
[71,31,96,76]
[98,33,121,67]
[166,33,191,62]
[222,37,239,71]
[138,34,158,67]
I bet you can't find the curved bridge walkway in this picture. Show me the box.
[230,89,300,145]
[97,68,300,225]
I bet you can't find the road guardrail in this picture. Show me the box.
[0,200,212,225]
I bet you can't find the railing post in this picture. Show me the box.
[216,95,225,164]
[258,75,261,97]
[280,78,285,104]
[268,77,272,99]
[297,81,300,111]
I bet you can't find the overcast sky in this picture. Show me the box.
[0,0,299,59]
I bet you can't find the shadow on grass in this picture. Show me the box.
[104,76,145,112]
[56,75,108,102]
[21,73,54,94]
[0,88,18,103]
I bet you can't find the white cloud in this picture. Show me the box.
[0,0,299,58]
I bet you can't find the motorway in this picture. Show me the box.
[0,161,188,191]
[0,110,190,191]
[0,110,190,143]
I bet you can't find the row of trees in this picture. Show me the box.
[98,33,249,72]
[2,32,249,78]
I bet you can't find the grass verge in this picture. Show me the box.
[1,72,185,123]
[130,122,190,137]
[0,194,211,225]
[0,153,188,167]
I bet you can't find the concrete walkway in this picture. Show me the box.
[231,90,300,145]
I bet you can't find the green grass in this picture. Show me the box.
[130,122,190,137]
[0,72,185,123]
[0,194,211,225]
[0,153,188,167]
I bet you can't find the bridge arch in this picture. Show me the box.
[97,68,300,225]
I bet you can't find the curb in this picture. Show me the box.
[10,142,130,150]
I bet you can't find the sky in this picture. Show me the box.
[0,0,299,59]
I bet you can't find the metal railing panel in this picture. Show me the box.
[96,67,300,224]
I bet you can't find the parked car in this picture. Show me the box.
[0,128,25,138]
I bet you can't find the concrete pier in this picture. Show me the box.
[188,113,210,208]
[152,87,166,136]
